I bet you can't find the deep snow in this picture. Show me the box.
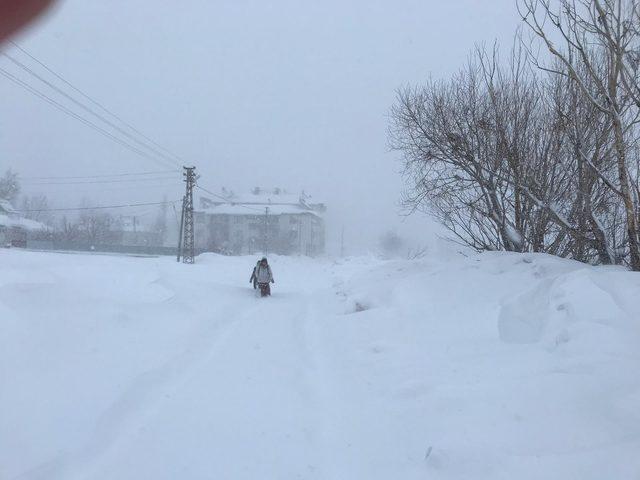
[1,248,639,479]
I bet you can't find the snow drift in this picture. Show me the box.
[1,249,639,479]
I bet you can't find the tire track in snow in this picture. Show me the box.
[110,286,332,479]
[14,293,264,480]
[16,262,365,479]
[295,271,370,480]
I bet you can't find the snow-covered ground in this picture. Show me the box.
[1,248,639,479]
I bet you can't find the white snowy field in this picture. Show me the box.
[1,248,640,480]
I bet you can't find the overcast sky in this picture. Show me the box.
[0,0,521,253]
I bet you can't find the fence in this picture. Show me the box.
[26,240,178,257]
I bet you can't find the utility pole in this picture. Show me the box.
[340,226,345,257]
[263,206,269,256]
[176,195,185,262]
[180,166,197,264]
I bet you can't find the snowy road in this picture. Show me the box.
[2,250,640,479]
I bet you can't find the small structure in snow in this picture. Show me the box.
[0,197,47,247]
[116,215,163,247]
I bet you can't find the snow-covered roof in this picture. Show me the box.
[0,213,47,231]
[205,188,323,205]
[198,188,325,217]
[0,197,47,231]
[198,203,321,217]
[221,192,303,206]
[0,198,17,215]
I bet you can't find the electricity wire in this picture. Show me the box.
[0,66,178,170]
[3,51,182,169]
[23,176,180,186]
[8,40,184,166]
[21,170,176,181]
[15,200,179,213]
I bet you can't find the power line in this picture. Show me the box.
[23,175,179,186]
[23,181,179,191]
[21,170,177,181]
[55,183,183,194]
[2,51,182,169]
[8,40,185,166]
[20,170,176,181]
[15,200,179,213]
[21,183,183,196]
[0,66,178,170]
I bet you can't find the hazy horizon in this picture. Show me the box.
[1,0,521,254]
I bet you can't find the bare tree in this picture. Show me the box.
[406,244,429,260]
[519,0,640,269]
[391,41,623,263]
[77,199,115,245]
[390,46,552,252]
[58,215,81,242]
[0,169,20,202]
[390,4,640,269]
[20,194,53,226]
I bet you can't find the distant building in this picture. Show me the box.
[117,215,162,247]
[195,188,325,256]
[0,197,47,247]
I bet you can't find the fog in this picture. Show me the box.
[1,0,520,254]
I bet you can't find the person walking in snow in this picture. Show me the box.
[253,257,274,297]
[249,259,261,289]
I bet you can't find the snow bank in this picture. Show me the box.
[1,249,639,479]
[319,252,640,479]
